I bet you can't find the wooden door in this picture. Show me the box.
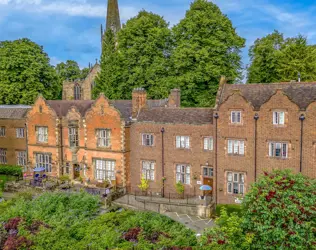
[203,178,213,196]
[73,164,80,179]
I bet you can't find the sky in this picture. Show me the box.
[1,0,316,70]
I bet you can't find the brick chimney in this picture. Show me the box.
[168,89,181,108]
[132,88,147,119]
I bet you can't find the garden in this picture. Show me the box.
[0,169,315,249]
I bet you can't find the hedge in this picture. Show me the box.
[0,165,23,177]
[215,204,243,216]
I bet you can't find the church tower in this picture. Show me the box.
[101,0,121,45]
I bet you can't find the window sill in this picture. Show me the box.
[142,145,154,147]
[203,149,213,152]
[176,148,190,150]
[227,154,245,157]
[97,146,112,149]
[269,157,288,160]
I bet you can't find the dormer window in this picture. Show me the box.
[74,83,81,100]
[231,111,241,124]
[273,111,285,125]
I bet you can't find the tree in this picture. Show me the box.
[242,170,316,249]
[247,31,316,83]
[247,30,284,83]
[0,38,61,104]
[55,60,82,81]
[95,10,172,100]
[171,0,245,107]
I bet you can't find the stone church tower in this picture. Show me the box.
[62,0,121,101]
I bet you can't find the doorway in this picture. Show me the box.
[73,164,80,179]
[203,178,213,196]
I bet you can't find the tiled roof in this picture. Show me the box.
[110,100,132,121]
[46,100,94,117]
[220,83,316,110]
[137,108,214,125]
[0,105,31,119]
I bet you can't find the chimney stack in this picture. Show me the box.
[132,88,147,119]
[168,89,181,108]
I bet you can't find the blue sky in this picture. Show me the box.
[1,0,316,70]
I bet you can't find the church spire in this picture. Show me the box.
[106,0,121,34]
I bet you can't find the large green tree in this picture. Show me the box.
[55,60,90,82]
[95,10,172,100]
[171,0,245,107]
[248,31,316,83]
[0,38,61,104]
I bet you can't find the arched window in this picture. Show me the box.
[74,84,81,100]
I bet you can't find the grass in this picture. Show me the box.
[0,175,17,191]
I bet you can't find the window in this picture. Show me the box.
[203,137,213,150]
[0,127,5,137]
[176,136,190,149]
[69,127,79,147]
[16,128,25,138]
[176,164,190,184]
[273,111,285,125]
[231,111,241,124]
[97,129,111,147]
[227,140,245,155]
[142,161,155,181]
[17,151,26,167]
[142,134,154,146]
[35,153,52,172]
[227,172,245,194]
[36,127,48,143]
[203,167,213,177]
[0,149,7,164]
[74,84,81,100]
[95,159,115,181]
[269,142,288,158]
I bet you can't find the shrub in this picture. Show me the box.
[242,169,316,249]
[175,182,185,195]
[138,175,149,192]
[215,204,243,217]
[0,165,22,177]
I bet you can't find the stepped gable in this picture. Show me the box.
[220,82,316,110]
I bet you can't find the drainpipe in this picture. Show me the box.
[25,123,29,172]
[161,127,165,198]
[299,114,305,173]
[60,123,64,176]
[213,113,219,206]
[254,113,259,181]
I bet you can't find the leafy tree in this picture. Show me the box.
[242,170,316,249]
[95,10,172,100]
[171,0,245,107]
[80,67,90,79]
[55,60,82,81]
[248,31,316,83]
[0,38,61,104]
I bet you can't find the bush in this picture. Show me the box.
[242,169,316,249]
[215,204,243,217]
[0,165,22,177]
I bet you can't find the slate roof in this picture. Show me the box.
[0,105,31,119]
[46,100,95,117]
[137,108,214,125]
[220,83,316,110]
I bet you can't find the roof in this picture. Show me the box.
[46,100,94,117]
[0,105,31,119]
[137,108,214,125]
[110,100,132,121]
[220,82,316,110]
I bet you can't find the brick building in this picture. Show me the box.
[0,105,30,168]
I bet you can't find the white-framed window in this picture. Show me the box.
[16,128,25,138]
[142,134,154,146]
[95,159,115,181]
[269,142,288,158]
[0,149,7,164]
[97,129,111,147]
[273,111,285,125]
[203,137,213,150]
[227,140,245,155]
[69,127,79,147]
[202,167,213,177]
[0,127,5,137]
[176,164,190,184]
[35,153,52,172]
[36,127,48,143]
[227,172,245,194]
[16,151,26,167]
[142,161,155,181]
[231,111,241,124]
[176,136,190,149]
